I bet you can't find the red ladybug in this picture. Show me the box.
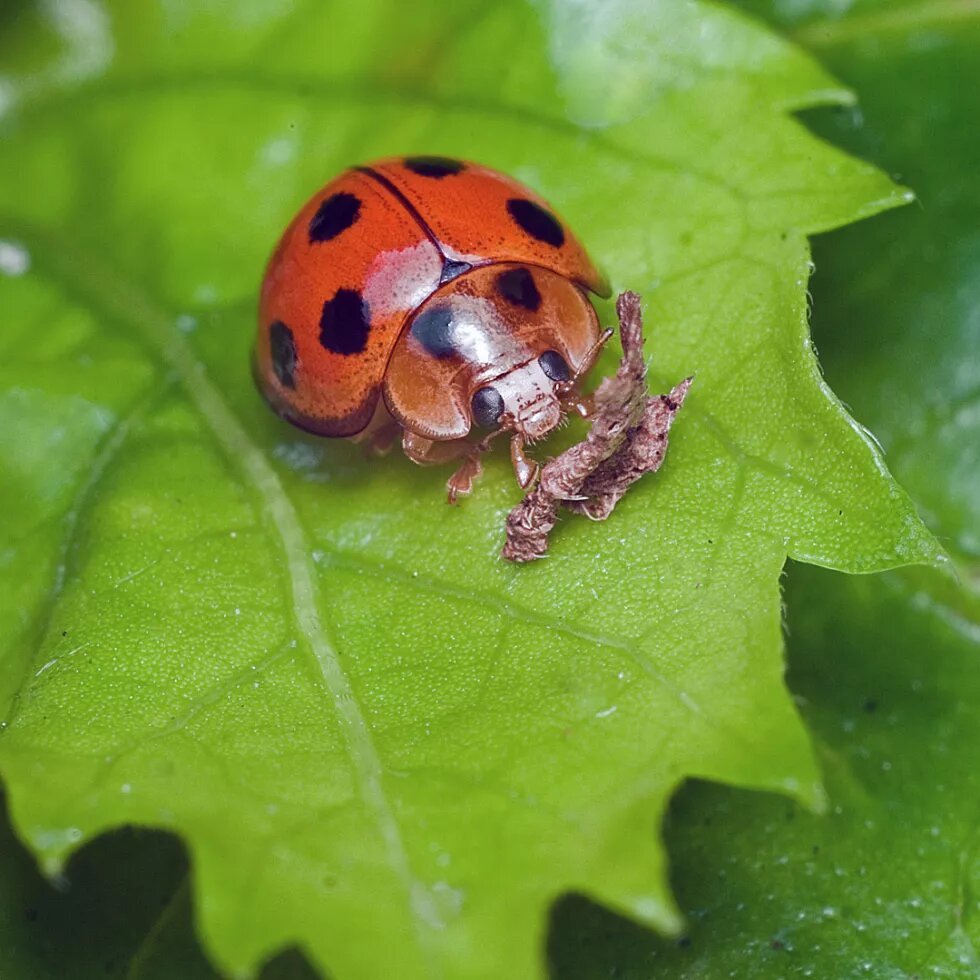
[255,156,612,500]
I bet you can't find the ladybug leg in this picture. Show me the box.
[446,454,484,504]
[510,433,539,490]
[401,431,486,503]
[361,419,402,457]
[352,402,402,457]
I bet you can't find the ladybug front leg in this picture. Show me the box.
[509,433,539,490]
[446,454,485,503]
[401,431,485,503]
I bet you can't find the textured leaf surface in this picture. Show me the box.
[555,562,980,979]
[552,0,980,976]
[0,1,940,977]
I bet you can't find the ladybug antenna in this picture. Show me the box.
[572,328,615,386]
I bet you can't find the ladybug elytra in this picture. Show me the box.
[255,156,612,500]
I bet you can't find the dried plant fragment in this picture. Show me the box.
[502,292,690,562]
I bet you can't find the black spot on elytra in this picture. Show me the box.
[308,192,361,243]
[403,156,465,178]
[496,266,541,311]
[506,198,565,247]
[269,320,297,388]
[410,304,457,359]
[440,258,472,284]
[320,289,371,355]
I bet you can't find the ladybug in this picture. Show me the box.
[255,155,612,500]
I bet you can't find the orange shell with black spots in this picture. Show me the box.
[255,155,610,438]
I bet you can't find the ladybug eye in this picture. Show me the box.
[539,350,570,382]
[471,386,505,428]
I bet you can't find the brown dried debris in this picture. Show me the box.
[502,291,691,563]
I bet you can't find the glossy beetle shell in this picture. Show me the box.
[384,264,601,441]
[255,156,609,440]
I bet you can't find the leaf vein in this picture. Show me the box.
[2,386,161,728]
[318,551,780,752]
[10,224,444,968]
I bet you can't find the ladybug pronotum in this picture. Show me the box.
[254,155,612,500]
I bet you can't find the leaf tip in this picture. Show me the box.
[781,775,828,815]
[856,183,917,221]
[779,83,856,113]
[928,544,954,573]
[41,853,67,880]
[897,517,948,574]
[625,893,685,936]
[24,820,87,881]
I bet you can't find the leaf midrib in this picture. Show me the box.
[3,220,864,754]
[1,221,446,970]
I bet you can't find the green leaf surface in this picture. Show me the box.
[550,1,980,976]
[554,563,980,979]
[741,0,980,575]
[0,1,940,977]
[0,807,316,980]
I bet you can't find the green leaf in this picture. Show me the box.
[551,0,980,975]
[0,1,940,977]
[553,563,980,978]
[0,814,188,980]
[0,808,314,979]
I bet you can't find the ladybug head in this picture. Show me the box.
[469,348,571,443]
[384,264,608,487]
